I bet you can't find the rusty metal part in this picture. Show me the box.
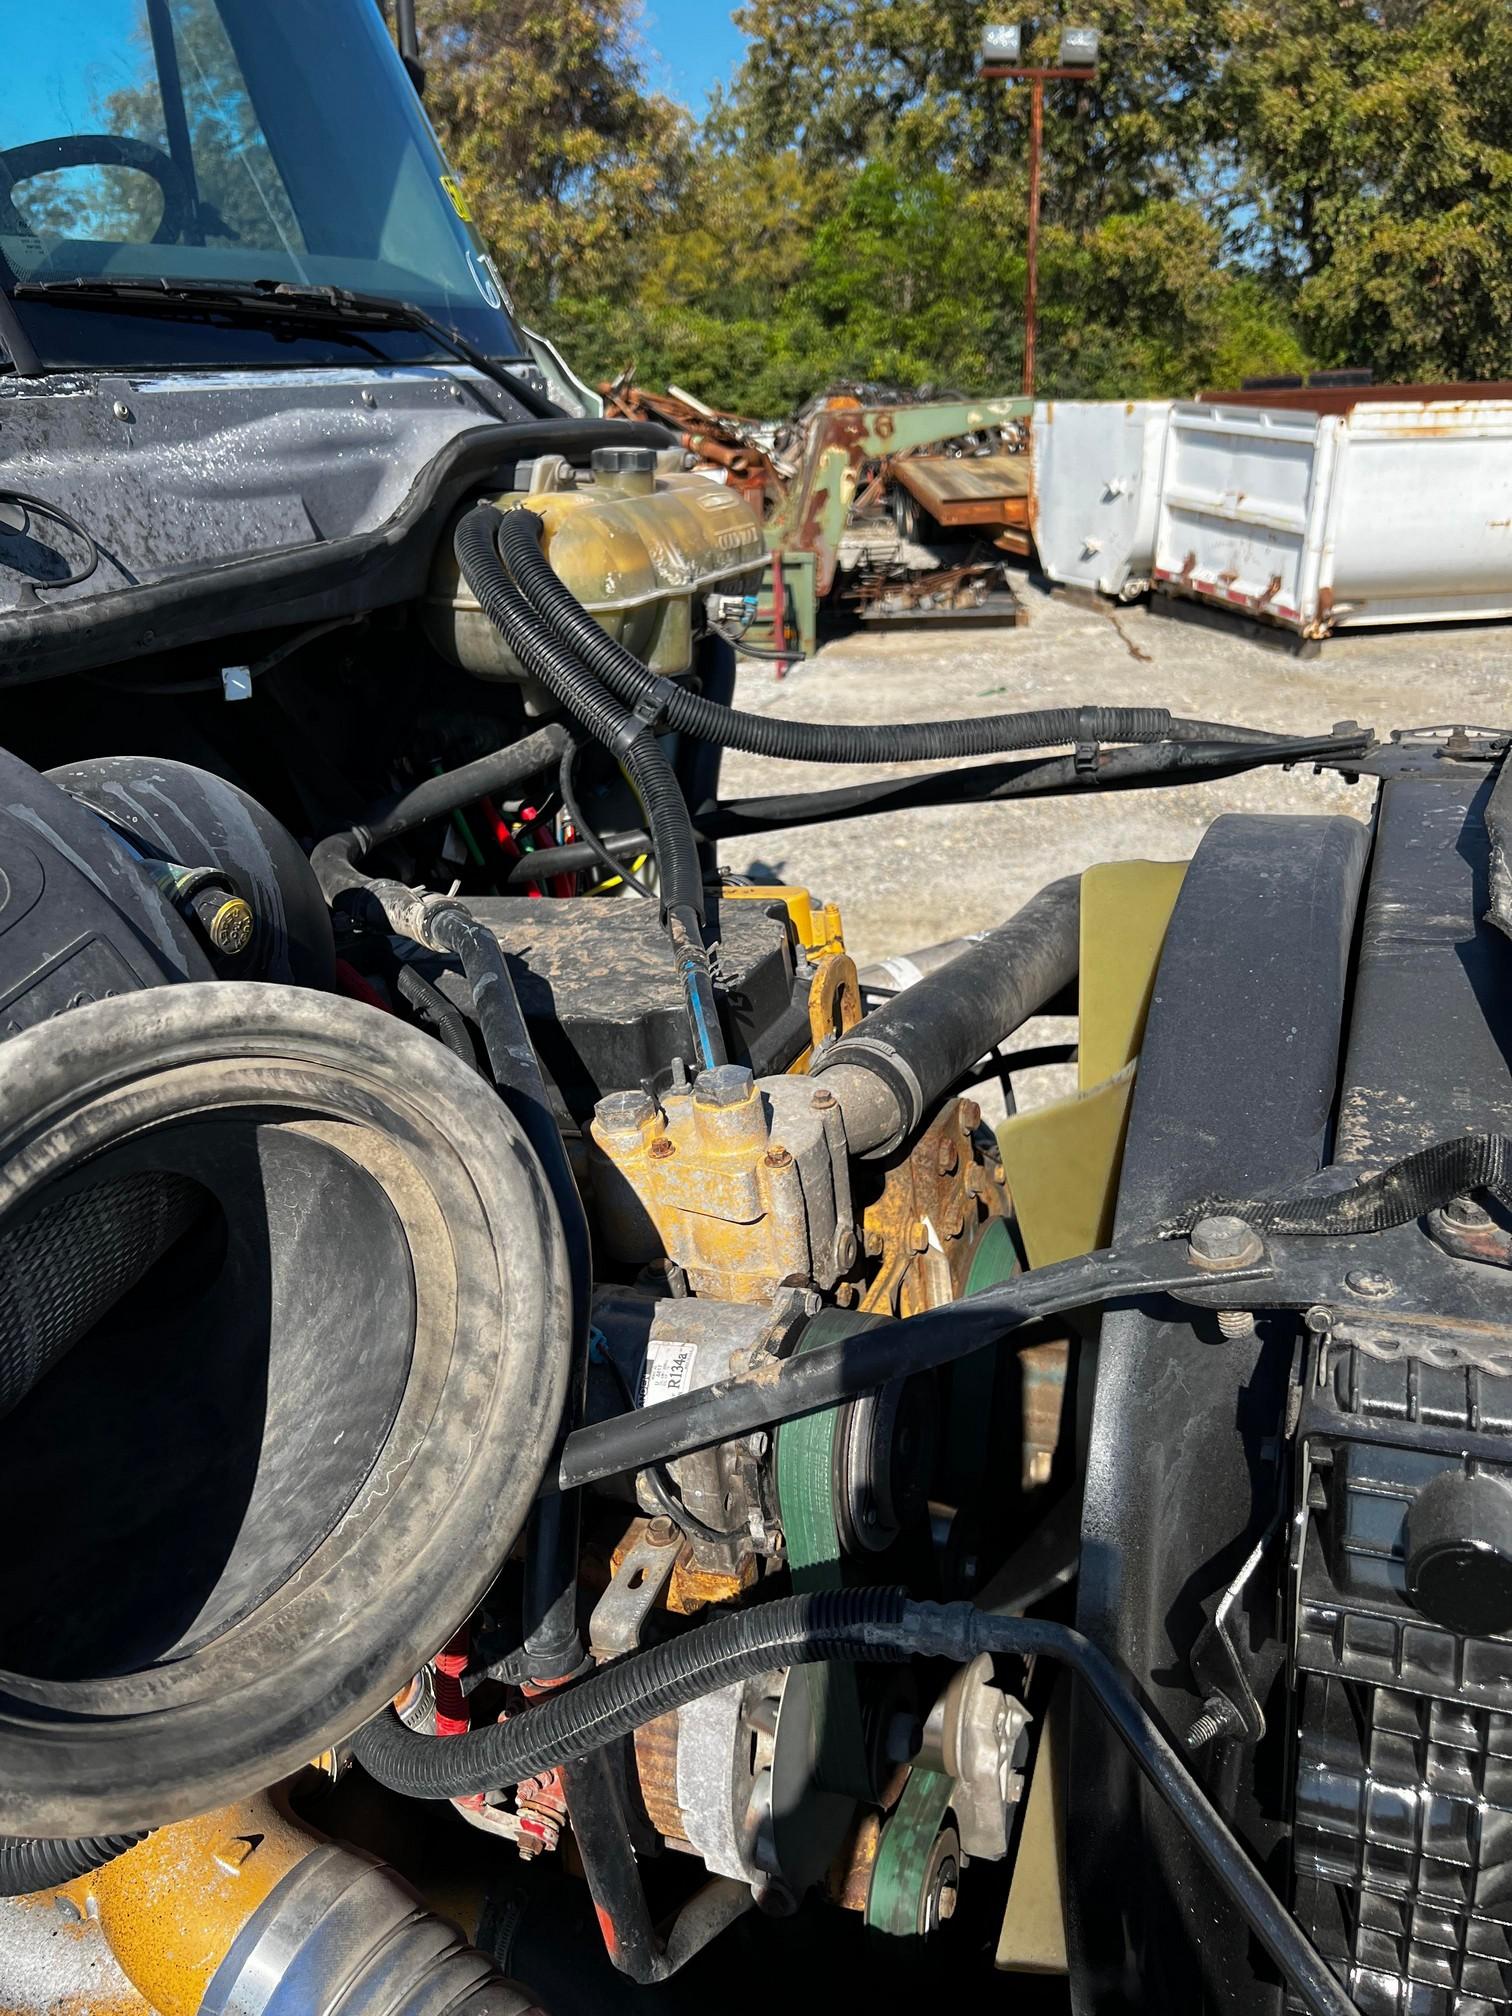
[809,951,863,1049]
[633,1712,691,1845]
[768,397,1033,598]
[890,453,1032,531]
[590,1070,854,1301]
[599,376,781,512]
[609,1514,759,1621]
[830,1811,884,1913]
[860,1098,1013,1319]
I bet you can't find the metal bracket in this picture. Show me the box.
[589,1521,682,1659]
[1188,1516,1282,1748]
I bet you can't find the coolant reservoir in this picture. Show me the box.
[427,445,765,681]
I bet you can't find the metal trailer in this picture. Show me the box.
[1030,388,1512,640]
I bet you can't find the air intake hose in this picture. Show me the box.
[493,507,1265,763]
[453,503,725,1072]
[0,983,572,1840]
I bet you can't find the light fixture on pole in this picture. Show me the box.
[979,23,1099,398]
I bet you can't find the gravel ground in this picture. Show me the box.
[718,582,1511,968]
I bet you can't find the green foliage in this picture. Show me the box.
[421,0,1512,412]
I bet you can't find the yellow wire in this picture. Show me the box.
[588,854,650,895]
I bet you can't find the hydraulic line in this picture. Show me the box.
[348,1592,1354,2016]
[454,503,724,1072]
[494,506,1310,767]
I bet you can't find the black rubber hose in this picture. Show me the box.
[453,505,724,1072]
[0,1832,146,1897]
[814,873,1082,1156]
[394,963,475,1068]
[309,723,567,907]
[351,1589,910,1797]
[348,1595,1354,2016]
[494,508,1288,765]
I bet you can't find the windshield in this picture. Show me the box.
[0,0,528,370]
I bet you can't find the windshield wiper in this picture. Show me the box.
[10,276,560,416]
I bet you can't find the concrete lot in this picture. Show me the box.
[720,581,1511,967]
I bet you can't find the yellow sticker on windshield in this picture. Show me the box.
[440,176,474,223]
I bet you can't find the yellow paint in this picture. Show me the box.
[439,174,473,221]
[997,1676,1069,1974]
[60,1794,313,2016]
[1075,860,1186,1089]
[723,885,846,959]
[998,860,1184,1266]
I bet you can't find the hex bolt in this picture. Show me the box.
[1187,1214,1265,1272]
[645,1516,678,1548]
[764,1145,793,1170]
[649,1137,676,1161]
[811,1087,837,1111]
[694,1063,755,1108]
[958,1100,982,1135]
[594,1088,655,1137]
[1442,1194,1492,1229]
[834,1227,858,1271]
[1344,1268,1394,1299]
[863,1227,884,1258]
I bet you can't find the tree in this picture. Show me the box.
[419,0,690,318]
[1218,0,1512,376]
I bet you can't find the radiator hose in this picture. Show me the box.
[815,872,1082,1155]
[453,504,725,1072]
[492,507,1271,764]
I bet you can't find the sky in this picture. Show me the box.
[640,1,750,119]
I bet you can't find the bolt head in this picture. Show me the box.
[649,1137,676,1161]
[1443,1194,1492,1230]
[1345,1268,1394,1299]
[113,399,133,422]
[764,1145,793,1170]
[645,1516,678,1547]
[811,1086,837,1111]
[595,1088,655,1135]
[1188,1214,1264,1271]
[694,1063,755,1109]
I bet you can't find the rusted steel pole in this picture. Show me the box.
[1024,73,1044,398]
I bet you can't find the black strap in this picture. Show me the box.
[1158,1133,1512,1239]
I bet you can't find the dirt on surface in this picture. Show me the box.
[719,581,1510,968]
